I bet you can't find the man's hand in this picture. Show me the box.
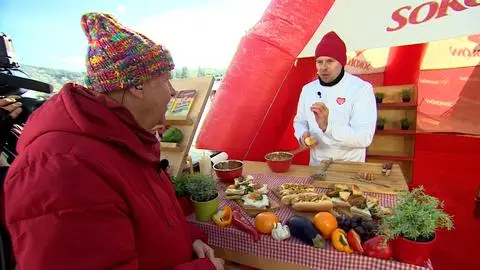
[311,102,329,132]
[301,131,317,147]
[0,97,23,119]
[192,240,225,270]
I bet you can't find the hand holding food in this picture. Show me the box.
[302,131,317,147]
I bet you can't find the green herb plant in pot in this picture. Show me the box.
[375,92,385,104]
[380,186,453,266]
[400,118,409,130]
[186,173,219,222]
[401,89,412,103]
[377,117,387,130]
[172,173,194,216]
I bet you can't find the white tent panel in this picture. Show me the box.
[299,0,480,58]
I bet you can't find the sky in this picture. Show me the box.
[0,0,270,71]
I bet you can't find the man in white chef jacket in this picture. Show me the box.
[294,31,377,166]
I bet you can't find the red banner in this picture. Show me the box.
[417,66,480,135]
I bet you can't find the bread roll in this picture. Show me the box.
[292,200,333,212]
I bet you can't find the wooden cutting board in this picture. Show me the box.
[311,161,407,194]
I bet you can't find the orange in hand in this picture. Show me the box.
[255,212,280,234]
[313,212,338,239]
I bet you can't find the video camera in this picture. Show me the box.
[0,32,53,123]
[0,32,54,164]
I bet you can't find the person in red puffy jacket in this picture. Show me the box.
[3,12,224,270]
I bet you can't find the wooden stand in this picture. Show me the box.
[368,84,418,183]
[160,76,214,177]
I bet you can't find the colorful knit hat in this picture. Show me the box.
[315,31,347,66]
[81,12,175,92]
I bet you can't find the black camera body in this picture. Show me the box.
[0,32,53,165]
[1,32,52,123]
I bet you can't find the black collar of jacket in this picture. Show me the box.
[318,67,345,87]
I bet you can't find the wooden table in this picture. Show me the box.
[242,160,409,194]
[208,161,412,269]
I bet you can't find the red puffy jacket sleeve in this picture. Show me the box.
[4,154,214,270]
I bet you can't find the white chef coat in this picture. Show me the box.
[293,72,377,166]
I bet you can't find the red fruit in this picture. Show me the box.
[362,236,392,260]
[347,229,364,254]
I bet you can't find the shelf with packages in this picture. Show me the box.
[369,84,417,183]
[160,76,214,177]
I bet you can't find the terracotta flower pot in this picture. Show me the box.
[392,235,436,266]
[177,196,194,216]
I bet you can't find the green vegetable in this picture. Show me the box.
[379,186,454,242]
[162,127,184,143]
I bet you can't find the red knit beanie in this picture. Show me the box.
[315,31,346,66]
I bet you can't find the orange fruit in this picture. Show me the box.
[313,212,338,239]
[255,212,280,234]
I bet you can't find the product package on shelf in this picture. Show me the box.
[166,89,197,121]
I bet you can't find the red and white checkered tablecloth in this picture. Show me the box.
[187,174,433,270]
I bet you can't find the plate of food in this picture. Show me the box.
[326,184,392,220]
[274,183,333,212]
[273,183,391,220]
[225,175,279,216]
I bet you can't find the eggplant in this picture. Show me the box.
[286,215,325,248]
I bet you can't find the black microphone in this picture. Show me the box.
[317,91,322,98]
